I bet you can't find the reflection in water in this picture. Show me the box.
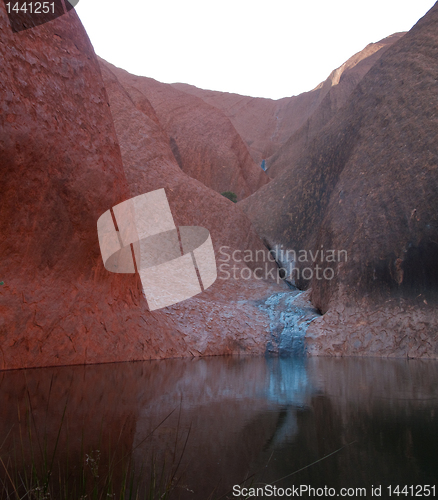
[0,356,437,498]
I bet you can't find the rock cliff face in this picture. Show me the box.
[0,4,284,370]
[241,4,438,358]
[98,57,286,356]
[172,83,318,167]
[0,5,139,370]
[172,33,403,170]
[98,60,275,269]
[101,61,269,201]
[265,33,406,177]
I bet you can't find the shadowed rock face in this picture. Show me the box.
[265,33,406,178]
[100,61,270,202]
[98,60,277,269]
[241,4,438,358]
[0,4,285,370]
[172,33,403,171]
[172,83,320,167]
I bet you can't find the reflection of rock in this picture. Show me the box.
[241,4,438,358]
[304,357,438,486]
[306,356,438,404]
[265,357,313,406]
[1,357,437,496]
[129,357,288,499]
[0,363,141,491]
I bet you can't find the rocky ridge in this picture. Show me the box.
[1,0,436,370]
[265,33,406,177]
[172,33,404,171]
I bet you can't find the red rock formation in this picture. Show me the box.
[172,82,319,167]
[101,61,269,201]
[266,33,405,177]
[174,34,403,172]
[98,58,286,351]
[0,5,148,370]
[241,4,438,358]
[0,4,284,370]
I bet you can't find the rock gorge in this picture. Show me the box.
[0,1,437,370]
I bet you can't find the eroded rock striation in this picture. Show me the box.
[241,4,438,358]
[98,58,289,357]
[100,61,269,201]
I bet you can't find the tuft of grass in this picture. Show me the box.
[0,384,189,500]
[221,192,238,203]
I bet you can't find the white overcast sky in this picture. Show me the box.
[75,0,436,100]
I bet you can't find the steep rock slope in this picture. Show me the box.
[98,61,268,257]
[173,34,403,169]
[241,4,438,358]
[172,84,318,167]
[0,5,149,370]
[0,5,283,370]
[266,33,405,177]
[100,61,269,201]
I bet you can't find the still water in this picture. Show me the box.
[0,356,437,498]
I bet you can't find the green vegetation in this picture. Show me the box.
[221,191,238,203]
